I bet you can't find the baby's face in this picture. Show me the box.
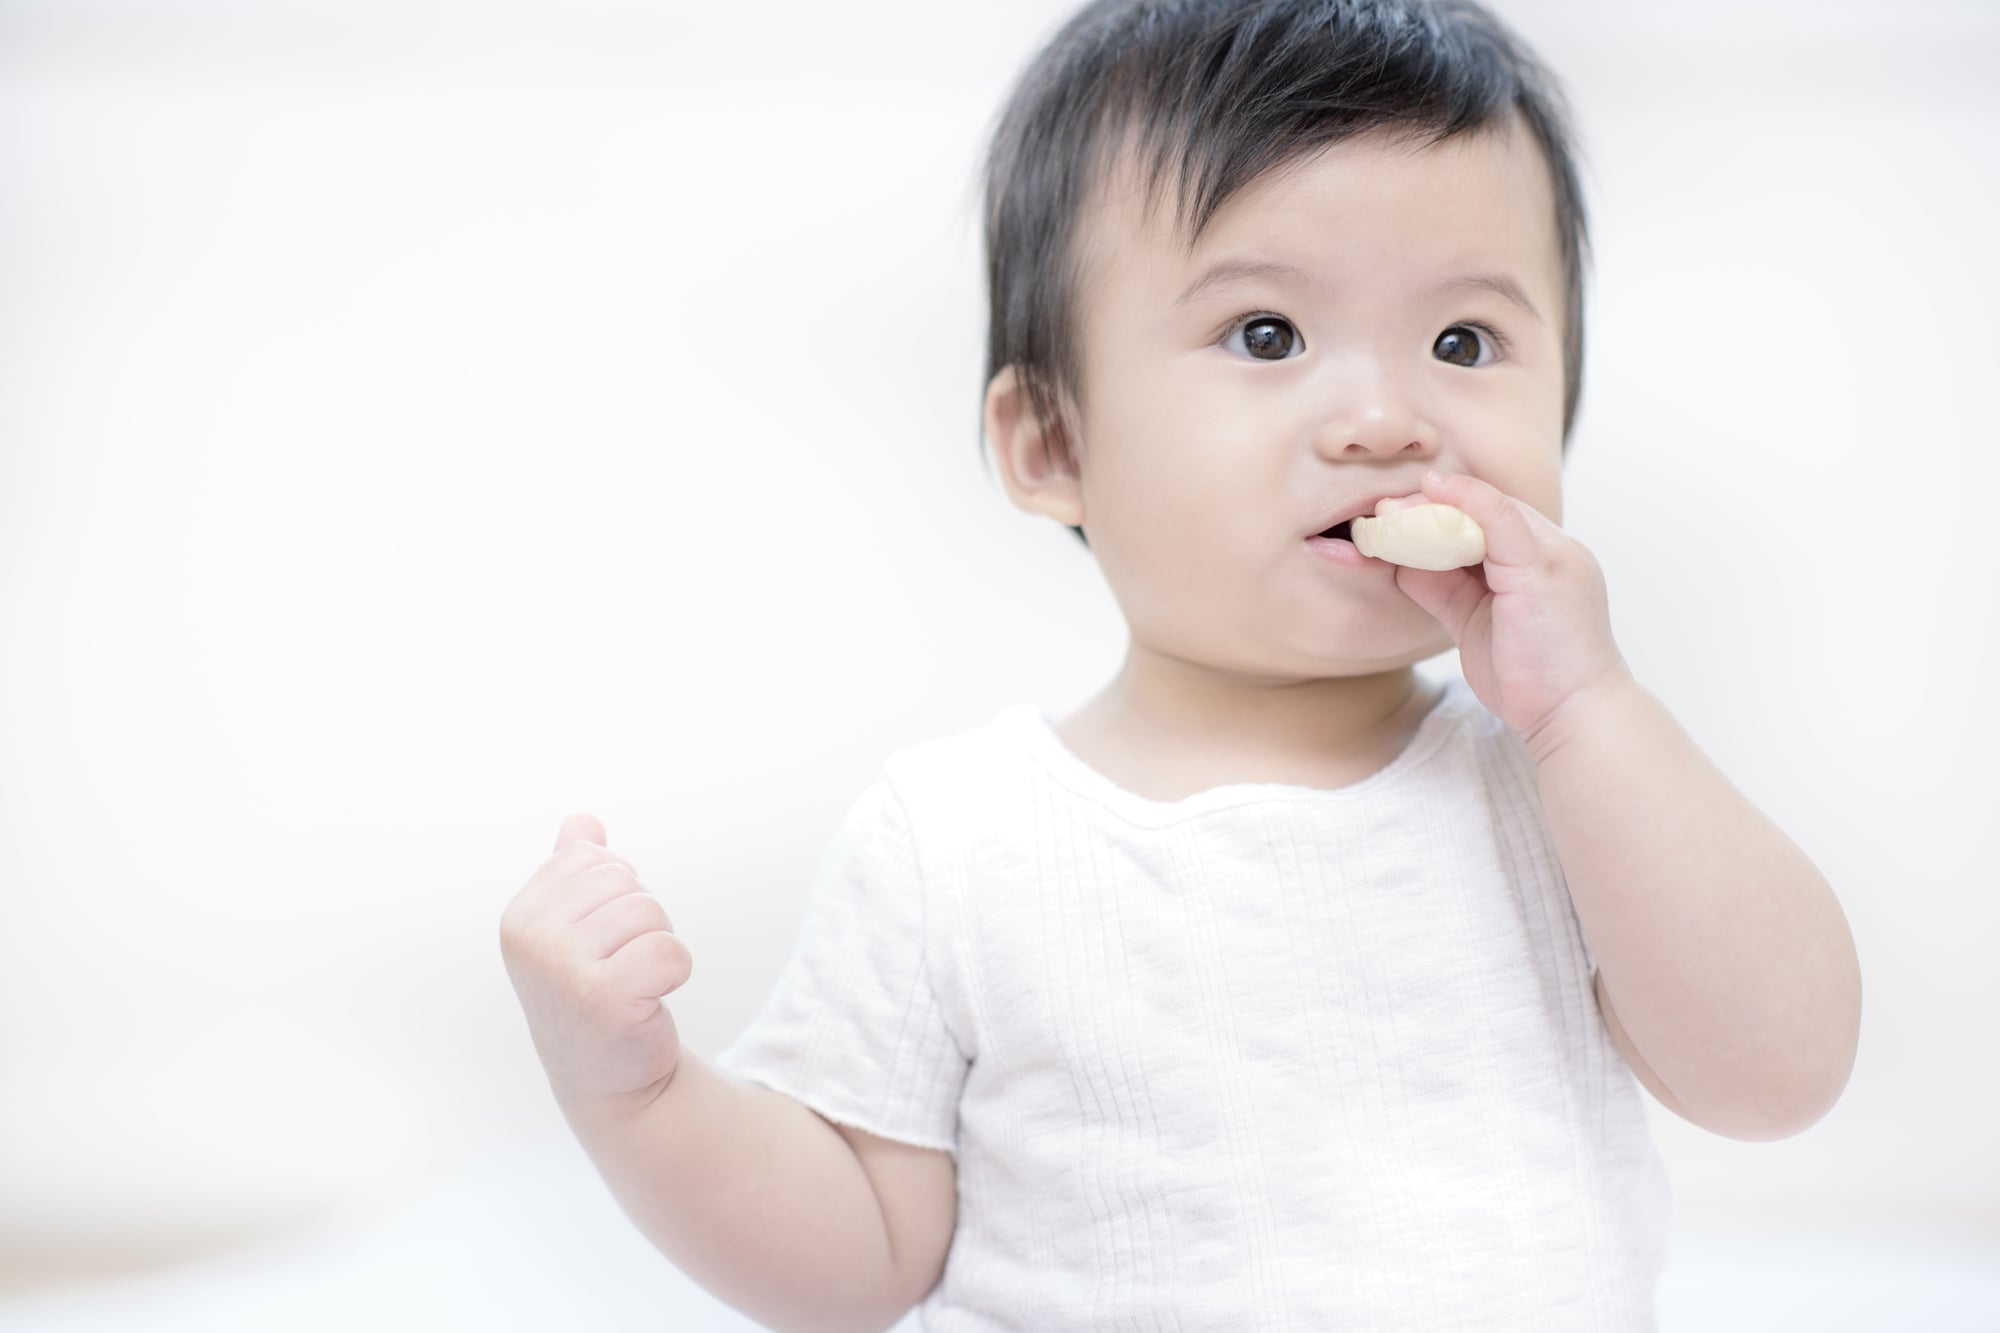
[1058,117,1568,677]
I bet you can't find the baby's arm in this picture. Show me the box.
[563,1049,953,1333]
[1527,677,1863,1141]
[1388,470,1862,1141]
[501,817,951,1333]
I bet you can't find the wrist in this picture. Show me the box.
[1524,665,1643,767]
[552,1061,684,1131]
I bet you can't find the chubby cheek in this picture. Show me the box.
[1079,378,1241,534]
[1085,457,1221,588]
[1085,524,1204,657]
[1473,429,1564,528]
[1508,463,1562,528]
[1082,456,1251,638]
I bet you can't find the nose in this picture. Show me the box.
[1310,357,1440,461]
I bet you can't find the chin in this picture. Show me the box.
[1275,641,1439,678]
[1303,607,1451,665]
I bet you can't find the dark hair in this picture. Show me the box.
[980,0,1590,549]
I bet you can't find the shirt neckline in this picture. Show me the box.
[1001,673,1474,825]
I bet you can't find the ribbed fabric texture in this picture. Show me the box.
[714,673,1672,1331]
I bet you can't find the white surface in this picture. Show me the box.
[0,1135,1994,1331]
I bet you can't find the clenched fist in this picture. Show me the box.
[500,814,695,1110]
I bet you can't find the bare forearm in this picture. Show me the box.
[1528,675,1862,1139]
[558,1048,901,1333]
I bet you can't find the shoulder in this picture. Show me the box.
[822,710,1026,833]
[874,706,1041,835]
[879,705,1036,781]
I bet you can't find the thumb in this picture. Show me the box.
[554,812,608,852]
[1392,563,1483,642]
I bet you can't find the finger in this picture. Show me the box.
[555,812,608,852]
[511,841,638,922]
[598,930,695,1008]
[576,889,676,961]
[557,859,658,924]
[1419,470,1543,569]
[1391,562,1489,641]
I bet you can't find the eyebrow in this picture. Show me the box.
[1172,258,1312,308]
[1437,273,1544,324]
[1173,258,1544,325]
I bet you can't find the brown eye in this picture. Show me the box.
[1230,316,1301,360]
[1433,326,1489,367]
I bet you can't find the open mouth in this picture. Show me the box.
[1316,520,1354,542]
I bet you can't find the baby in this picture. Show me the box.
[500,1,1863,1328]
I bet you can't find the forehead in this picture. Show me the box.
[1072,115,1564,313]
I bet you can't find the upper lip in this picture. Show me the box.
[1308,483,1430,537]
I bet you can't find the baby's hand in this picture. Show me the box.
[1387,470,1633,758]
[499,815,693,1110]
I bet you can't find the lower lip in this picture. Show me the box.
[1305,533,1384,567]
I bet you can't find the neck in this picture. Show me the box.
[1090,640,1432,764]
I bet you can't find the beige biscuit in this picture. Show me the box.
[1349,502,1486,570]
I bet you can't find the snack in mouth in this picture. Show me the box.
[1348,503,1487,570]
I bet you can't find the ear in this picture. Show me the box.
[984,364,1085,528]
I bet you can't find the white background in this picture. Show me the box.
[1,0,1996,1322]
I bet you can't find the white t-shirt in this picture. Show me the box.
[715,673,1672,1331]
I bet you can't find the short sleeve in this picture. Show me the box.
[712,777,968,1154]
[1467,694,1600,981]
